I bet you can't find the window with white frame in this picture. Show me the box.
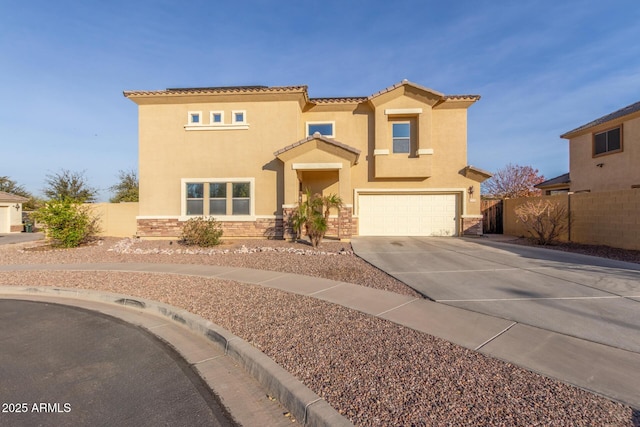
[184,179,253,217]
[188,111,202,125]
[392,122,411,154]
[232,110,246,124]
[209,183,227,215]
[186,183,204,215]
[232,182,250,215]
[307,122,335,138]
[210,111,224,124]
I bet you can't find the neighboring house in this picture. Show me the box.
[561,100,640,193]
[124,80,491,239]
[0,191,28,233]
[535,172,571,195]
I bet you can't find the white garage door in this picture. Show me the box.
[358,193,458,236]
[0,207,9,233]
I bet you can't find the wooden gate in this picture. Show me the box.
[481,199,503,234]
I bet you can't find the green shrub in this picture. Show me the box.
[33,199,100,248]
[181,217,223,247]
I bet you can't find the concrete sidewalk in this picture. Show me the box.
[0,262,638,409]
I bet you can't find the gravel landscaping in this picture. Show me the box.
[1,237,638,426]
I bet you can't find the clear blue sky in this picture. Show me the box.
[2,0,639,201]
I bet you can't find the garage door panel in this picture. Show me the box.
[358,194,458,236]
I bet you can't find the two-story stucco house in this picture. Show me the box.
[124,80,490,239]
[556,100,640,193]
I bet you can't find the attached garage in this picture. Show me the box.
[357,193,459,236]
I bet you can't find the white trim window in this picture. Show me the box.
[232,110,246,124]
[188,111,202,125]
[185,183,204,215]
[306,121,335,138]
[392,122,411,154]
[182,178,255,219]
[210,111,224,124]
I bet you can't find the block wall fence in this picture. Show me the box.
[503,189,640,251]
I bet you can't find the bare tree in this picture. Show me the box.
[515,199,571,245]
[43,169,98,202]
[482,163,545,198]
[109,169,139,203]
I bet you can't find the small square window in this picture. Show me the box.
[188,112,202,125]
[232,110,246,124]
[210,111,223,124]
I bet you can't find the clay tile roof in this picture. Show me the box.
[274,133,361,163]
[123,85,308,97]
[368,80,445,100]
[444,94,482,101]
[0,191,29,202]
[309,97,368,104]
[561,100,640,138]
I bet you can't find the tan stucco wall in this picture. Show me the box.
[569,115,640,192]
[503,190,640,250]
[89,202,139,237]
[138,99,299,217]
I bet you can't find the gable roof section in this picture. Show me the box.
[368,80,480,108]
[561,100,640,139]
[274,133,361,164]
[0,191,29,203]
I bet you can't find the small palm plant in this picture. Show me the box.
[290,189,343,248]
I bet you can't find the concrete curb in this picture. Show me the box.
[0,286,353,427]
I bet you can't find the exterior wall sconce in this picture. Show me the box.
[14,203,20,211]
[596,163,604,168]
[468,186,475,196]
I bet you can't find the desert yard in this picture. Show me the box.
[0,237,637,426]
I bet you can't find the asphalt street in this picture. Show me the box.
[0,300,236,427]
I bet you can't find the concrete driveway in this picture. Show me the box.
[352,236,640,354]
[0,232,44,245]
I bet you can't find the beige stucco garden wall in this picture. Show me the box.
[503,189,640,250]
[89,202,139,237]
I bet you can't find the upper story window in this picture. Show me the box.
[232,110,246,124]
[307,122,335,138]
[185,110,249,131]
[594,126,622,156]
[188,112,202,125]
[210,111,224,124]
[392,123,411,154]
